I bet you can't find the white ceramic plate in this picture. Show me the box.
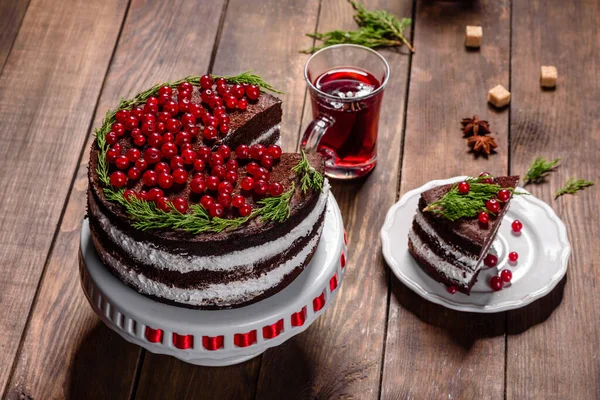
[381,176,570,313]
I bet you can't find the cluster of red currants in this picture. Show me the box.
[457,172,512,225]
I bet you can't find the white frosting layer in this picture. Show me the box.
[101,222,324,307]
[414,211,478,270]
[409,228,475,286]
[249,124,280,145]
[95,181,329,273]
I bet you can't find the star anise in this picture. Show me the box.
[468,135,498,155]
[461,115,491,137]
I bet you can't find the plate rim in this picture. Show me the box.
[380,176,571,313]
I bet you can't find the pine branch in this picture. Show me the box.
[554,177,594,199]
[292,150,324,193]
[302,0,413,53]
[524,156,561,184]
[423,177,521,221]
[211,71,284,94]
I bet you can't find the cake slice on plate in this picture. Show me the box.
[408,174,519,294]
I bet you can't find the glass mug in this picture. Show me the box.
[301,44,390,179]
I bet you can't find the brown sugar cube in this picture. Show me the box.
[540,66,557,88]
[465,26,483,48]
[488,85,511,108]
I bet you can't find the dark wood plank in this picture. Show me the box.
[507,1,600,398]
[0,0,128,395]
[254,1,413,398]
[132,1,319,399]
[0,0,29,72]
[381,1,511,398]
[4,1,225,398]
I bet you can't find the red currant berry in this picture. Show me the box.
[190,178,206,194]
[231,84,245,99]
[218,181,233,195]
[246,85,260,100]
[192,159,205,173]
[267,145,282,159]
[106,148,119,163]
[146,96,159,106]
[185,125,199,137]
[155,121,166,134]
[268,182,284,197]
[172,168,187,184]
[247,162,260,176]
[180,113,195,127]
[250,144,266,160]
[127,167,141,180]
[255,167,270,182]
[490,276,504,291]
[508,251,518,262]
[215,78,227,86]
[500,269,512,283]
[164,101,179,116]
[200,195,214,209]
[188,103,202,118]
[209,153,224,167]
[497,189,511,202]
[166,118,182,133]
[478,211,490,224]
[232,195,245,208]
[115,109,131,123]
[178,88,192,100]
[132,106,144,118]
[201,89,213,103]
[237,98,248,110]
[226,159,238,171]
[238,203,252,217]
[105,131,118,145]
[169,155,184,170]
[511,220,523,233]
[486,199,500,213]
[111,122,125,137]
[177,81,193,93]
[115,155,129,170]
[197,147,211,161]
[458,181,470,194]
[219,124,230,135]
[260,155,274,169]
[176,149,192,165]
[209,203,225,218]
[158,94,171,106]
[158,85,173,97]
[484,253,498,268]
[200,75,214,90]
[124,115,139,131]
[225,96,237,109]
[254,179,268,195]
[123,189,136,201]
[160,142,177,159]
[203,114,218,127]
[212,165,227,181]
[133,134,146,147]
[241,176,255,191]
[135,158,148,171]
[235,144,250,159]
[137,190,148,200]
[209,96,223,109]
[218,192,231,207]
[141,122,155,136]
[216,84,229,96]
[203,126,218,140]
[142,170,158,186]
[156,197,170,212]
[172,197,188,214]
[110,171,127,187]
[142,113,157,125]
[206,176,220,191]
[479,171,494,184]
[143,103,158,115]
[447,286,458,294]
[147,133,162,148]
[147,188,164,201]
[126,148,141,162]
[112,143,122,152]
[162,132,175,143]
[225,170,238,183]
[157,173,174,189]
[175,131,191,146]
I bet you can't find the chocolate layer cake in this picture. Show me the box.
[87,75,329,309]
[408,176,519,293]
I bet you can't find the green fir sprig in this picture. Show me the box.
[554,177,594,199]
[104,183,295,234]
[292,150,324,194]
[303,1,413,53]
[94,73,281,187]
[424,176,520,221]
[524,156,561,184]
[211,70,284,94]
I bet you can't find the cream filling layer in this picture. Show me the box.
[249,124,280,145]
[409,228,476,286]
[414,210,478,270]
[102,223,323,307]
[95,181,329,273]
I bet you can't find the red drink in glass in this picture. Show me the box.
[302,45,389,179]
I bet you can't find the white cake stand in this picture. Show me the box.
[79,195,347,367]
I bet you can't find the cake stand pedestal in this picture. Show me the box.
[79,196,347,367]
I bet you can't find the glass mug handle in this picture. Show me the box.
[301,114,334,153]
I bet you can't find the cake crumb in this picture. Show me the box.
[465,26,482,48]
[540,65,557,88]
[488,85,511,108]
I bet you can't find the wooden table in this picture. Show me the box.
[1,0,598,398]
